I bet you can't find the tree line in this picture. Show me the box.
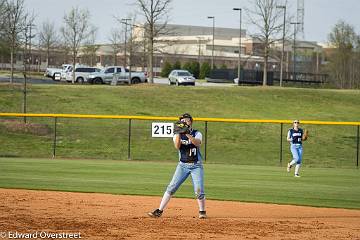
[326,20,360,89]
[0,0,359,88]
[0,0,171,84]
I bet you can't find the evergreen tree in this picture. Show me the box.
[199,62,211,79]
[173,60,181,69]
[160,61,172,77]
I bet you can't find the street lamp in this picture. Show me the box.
[290,22,301,80]
[276,5,286,87]
[121,18,131,67]
[233,8,242,82]
[207,16,215,69]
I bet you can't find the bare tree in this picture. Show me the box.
[135,0,172,83]
[21,13,36,123]
[246,0,285,86]
[81,27,98,66]
[61,7,93,84]
[0,0,9,61]
[39,20,58,68]
[3,0,27,83]
[108,28,123,66]
[328,20,359,89]
[0,0,6,35]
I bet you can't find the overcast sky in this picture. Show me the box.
[25,0,359,44]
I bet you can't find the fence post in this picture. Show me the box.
[128,119,132,160]
[280,123,283,166]
[52,117,57,158]
[204,121,208,162]
[357,125,359,168]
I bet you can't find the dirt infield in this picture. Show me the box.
[0,189,359,240]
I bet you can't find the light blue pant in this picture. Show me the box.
[166,162,205,199]
[290,144,303,164]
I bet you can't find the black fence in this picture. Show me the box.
[206,69,327,86]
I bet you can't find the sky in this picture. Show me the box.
[25,0,360,44]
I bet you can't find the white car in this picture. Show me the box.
[168,70,196,86]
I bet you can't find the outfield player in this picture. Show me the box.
[148,113,206,219]
[287,120,308,177]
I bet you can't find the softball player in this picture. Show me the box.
[287,120,308,177]
[148,113,206,219]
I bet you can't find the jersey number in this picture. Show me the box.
[189,148,197,156]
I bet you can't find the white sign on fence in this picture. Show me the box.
[152,122,174,138]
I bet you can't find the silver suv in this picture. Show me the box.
[65,67,101,83]
[168,70,196,86]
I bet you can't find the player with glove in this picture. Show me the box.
[148,113,206,219]
[286,120,309,177]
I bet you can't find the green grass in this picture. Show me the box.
[0,70,48,80]
[0,157,359,209]
[0,84,359,167]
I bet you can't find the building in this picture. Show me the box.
[1,24,326,75]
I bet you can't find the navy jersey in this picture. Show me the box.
[288,128,304,145]
[175,130,202,163]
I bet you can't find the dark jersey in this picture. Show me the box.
[289,128,304,145]
[178,130,201,163]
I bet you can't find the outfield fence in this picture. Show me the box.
[0,113,359,168]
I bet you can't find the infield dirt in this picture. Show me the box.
[0,189,359,239]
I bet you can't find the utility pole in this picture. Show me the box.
[207,16,215,69]
[233,8,242,81]
[196,37,203,63]
[276,5,286,87]
[121,18,131,68]
[121,19,135,85]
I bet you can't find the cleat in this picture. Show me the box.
[287,163,292,173]
[148,209,163,218]
[199,211,207,219]
[294,174,301,178]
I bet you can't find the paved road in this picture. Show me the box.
[0,77,56,84]
[153,77,236,87]
[0,76,236,87]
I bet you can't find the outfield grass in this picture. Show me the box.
[0,157,359,209]
[0,84,359,167]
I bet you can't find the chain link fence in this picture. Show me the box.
[0,114,359,168]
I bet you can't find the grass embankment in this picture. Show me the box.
[0,84,359,167]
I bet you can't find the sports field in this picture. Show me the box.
[1,158,359,209]
[0,158,360,239]
[1,84,359,239]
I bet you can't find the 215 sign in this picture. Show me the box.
[152,122,174,138]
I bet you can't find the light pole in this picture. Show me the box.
[121,18,131,67]
[207,16,215,69]
[121,19,134,84]
[276,5,286,87]
[290,22,301,80]
[233,8,242,81]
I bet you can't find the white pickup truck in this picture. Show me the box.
[44,64,72,80]
[87,66,147,84]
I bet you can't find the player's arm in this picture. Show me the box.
[185,133,201,147]
[287,131,292,142]
[173,134,182,149]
